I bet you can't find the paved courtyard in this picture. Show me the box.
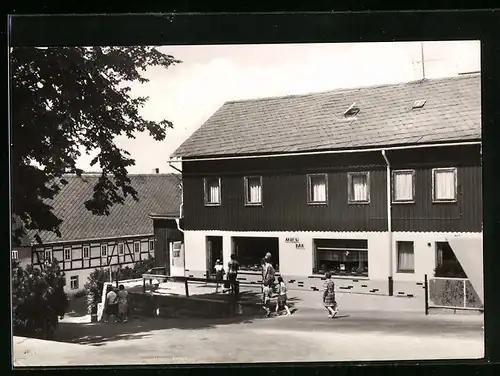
[13,288,484,366]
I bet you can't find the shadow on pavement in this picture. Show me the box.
[55,314,259,346]
[54,289,304,346]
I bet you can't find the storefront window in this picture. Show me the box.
[313,239,368,277]
[232,236,279,272]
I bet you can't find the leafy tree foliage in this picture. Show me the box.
[11,47,181,245]
[11,259,68,339]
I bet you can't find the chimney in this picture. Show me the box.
[155,168,159,174]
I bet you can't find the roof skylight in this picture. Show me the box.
[344,102,360,117]
[412,99,426,109]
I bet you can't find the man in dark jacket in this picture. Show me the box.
[227,254,240,296]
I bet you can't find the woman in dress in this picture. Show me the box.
[117,284,129,323]
[323,272,338,318]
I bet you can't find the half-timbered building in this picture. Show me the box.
[24,173,182,293]
[170,73,482,297]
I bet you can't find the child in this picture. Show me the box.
[262,284,273,317]
[323,272,338,318]
[214,259,225,293]
[275,276,291,316]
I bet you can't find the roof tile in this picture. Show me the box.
[26,174,182,245]
[172,74,481,158]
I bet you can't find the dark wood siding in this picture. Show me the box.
[390,146,482,232]
[183,152,388,232]
[153,219,184,274]
[182,145,481,233]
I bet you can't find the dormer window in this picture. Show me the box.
[412,99,426,109]
[344,102,360,117]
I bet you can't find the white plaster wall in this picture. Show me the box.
[278,234,313,277]
[184,231,208,273]
[183,230,481,284]
[366,232,391,281]
[185,230,390,280]
[392,232,482,282]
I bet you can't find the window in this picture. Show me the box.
[204,177,221,206]
[232,236,279,272]
[244,176,263,206]
[134,241,140,253]
[70,276,79,290]
[12,250,18,260]
[101,244,107,256]
[307,174,328,204]
[83,246,90,259]
[435,242,467,278]
[348,172,370,203]
[44,250,52,262]
[149,239,154,251]
[344,102,360,117]
[64,247,72,261]
[392,170,415,203]
[313,239,368,277]
[412,99,426,109]
[118,243,124,255]
[397,241,415,273]
[432,168,457,202]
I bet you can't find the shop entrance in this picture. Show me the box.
[206,236,223,277]
[232,237,280,272]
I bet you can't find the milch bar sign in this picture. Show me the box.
[285,237,305,249]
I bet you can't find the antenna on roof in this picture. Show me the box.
[420,42,426,80]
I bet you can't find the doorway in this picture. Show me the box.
[206,236,223,277]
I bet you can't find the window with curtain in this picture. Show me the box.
[308,174,328,204]
[433,168,457,202]
[204,177,221,206]
[393,170,415,202]
[397,241,415,273]
[348,172,369,203]
[245,176,262,205]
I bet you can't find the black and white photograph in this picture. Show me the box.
[10,34,484,366]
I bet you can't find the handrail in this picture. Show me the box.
[141,274,241,302]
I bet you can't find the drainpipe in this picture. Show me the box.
[175,204,184,234]
[381,150,394,296]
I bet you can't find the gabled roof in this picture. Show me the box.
[172,74,481,158]
[25,174,182,245]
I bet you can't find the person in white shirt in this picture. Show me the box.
[214,259,225,293]
[103,286,118,323]
[275,276,291,316]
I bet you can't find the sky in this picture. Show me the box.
[75,41,481,174]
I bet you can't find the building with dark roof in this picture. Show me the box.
[171,74,482,298]
[17,173,183,293]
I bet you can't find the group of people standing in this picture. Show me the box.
[214,253,240,294]
[213,253,338,319]
[103,284,129,323]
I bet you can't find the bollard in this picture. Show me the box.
[424,274,429,315]
[388,276,394,296]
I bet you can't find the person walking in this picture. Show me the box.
[226,254,240,296]
[261,254,276,317]
[214,259,225,293]
[117,284,129,323]
[275,276,291,316]
[323,272,338,318]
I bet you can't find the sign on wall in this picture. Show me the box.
[285,237,304,249]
